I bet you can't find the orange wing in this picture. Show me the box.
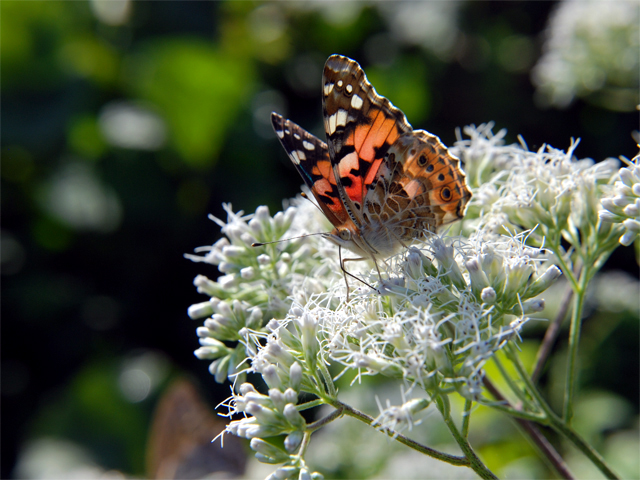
[322,54,413,220]
[271,113,350,228]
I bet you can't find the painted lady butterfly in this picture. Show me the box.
[271,54,471,291]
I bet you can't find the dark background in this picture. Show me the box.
[2,1,638,478]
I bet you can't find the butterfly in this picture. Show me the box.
[146,379,247,479]
[271,54,471,293]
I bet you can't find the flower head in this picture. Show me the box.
[532,0,639,111]
[600,156,640,246]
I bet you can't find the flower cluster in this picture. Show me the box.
[186,124,629,478]
[531,0,639,111]
[223,382,323,480]
[453,124,621,262]
[316,231,560,402]
[186,202,331,322]
[600,156,640,246]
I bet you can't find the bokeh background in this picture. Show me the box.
[2,1,638,478]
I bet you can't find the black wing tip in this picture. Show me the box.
[271,111,285,128]
[325,54,362,72]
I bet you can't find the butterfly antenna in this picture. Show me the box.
[251,231,326,247]
[300,192,326,216]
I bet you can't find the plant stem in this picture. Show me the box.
[317,361,336,397]
[483,378,573,479]
[487,403,547,422]
[550,417,620,479]
[563,265,589,422]
[326,399,470,466]
[493,354,538,411]
[435,395,499,480]
[551,243,579,291]
[532,279,575,383]
[505,344,620,479]
[462,399,472,438]
[306,407,343,432]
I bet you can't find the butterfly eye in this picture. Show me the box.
[338,229,351,241]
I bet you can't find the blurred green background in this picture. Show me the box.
[2,1,638,478]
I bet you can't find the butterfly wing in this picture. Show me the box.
[146,379,246,479]
[271,112,350,228]
[361,131,472,244]
[322,55,413,224]
[323,55,471,253]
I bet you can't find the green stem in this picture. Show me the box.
[504,343,553,416]
[493,354,538,411]
[563,266,589,422]
[483,378,574,479]
[462,399,472,438]
[317,360,336,397]
[487,404,547,423]
[551,242,579,291]
[296,398,324,411]
[435,395,498,480]
[326,398,470,466]
[532,278,576,383]
[306,407,343,432]
[505,343,620,479]
[550,418,620,479]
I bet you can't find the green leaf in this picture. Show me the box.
[127,39,256,167]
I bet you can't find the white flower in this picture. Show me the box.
[373,391,430,435]
[600,156,640,246]
[455,125,620,243]
[532,0,639,111]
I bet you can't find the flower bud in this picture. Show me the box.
[187,300,216,319]
[274,466,299,480]
[480,286,497,304]
[465,257,490,295]
[284,387,298,405]
[284,431,303,453]
[273,211,286,230]
[522,298,545,313]
[269,388,286,411]
[283,403,305,428]
[620,167,636,187]
[241,266,256,280]
[246,402,281,425]
[405,247,425,280]
[623,218,640,233]
[623,202,639,217]
[289,362,302,391]
[250,438,289,463]
[218,274,238,289]
[262,364,282,390]
[222,245,245,258]
[255,205,271,223]
[299,467,312,480]
[599,210,620,222]
[432,238,465,289]
[209,356,230,383]
[194,344,226,360]
[193,275,224,297]
[257,254,271,265]
[240,383,257,395]
[240,232,257,246]
[527,265,562,297]
[620,230,637,246]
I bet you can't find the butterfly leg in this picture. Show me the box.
[338,246,376,302]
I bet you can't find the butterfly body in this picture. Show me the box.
[272,54,471,279]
